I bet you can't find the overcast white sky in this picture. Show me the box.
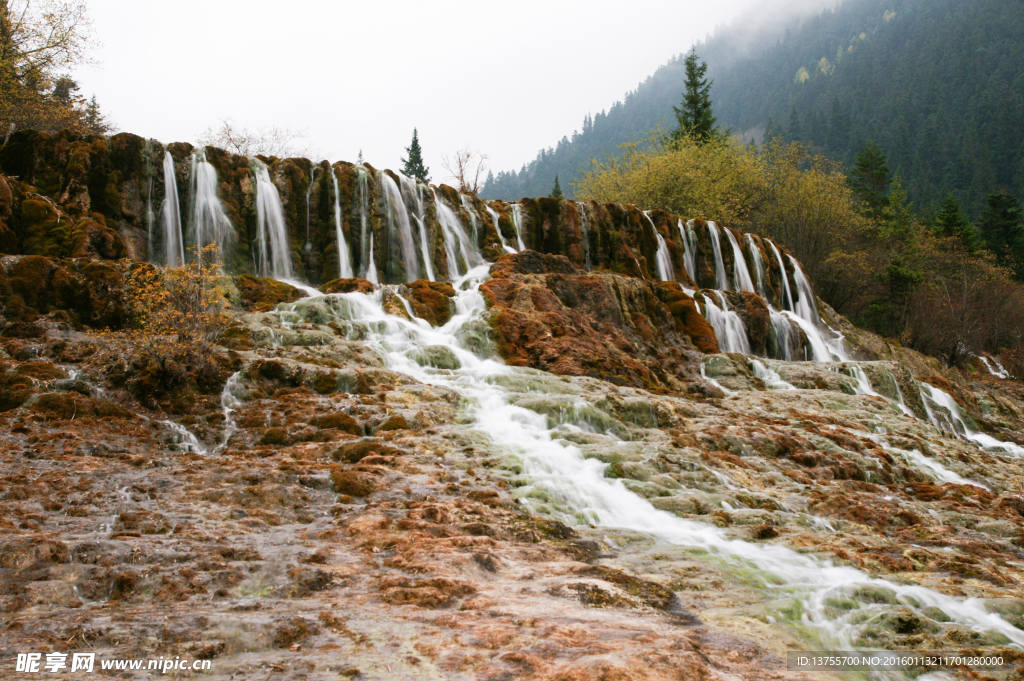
[73,0,809,181]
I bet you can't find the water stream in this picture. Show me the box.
[273,265,1024,658]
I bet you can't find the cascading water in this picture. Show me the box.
[746,234,767,300]
[769,309,800,361]
[331,169,353,279]
[354,167,377,284]
[701,292,751,354]
[273,265,1024,657]
[510,204,527,251]
[679,220,698,284]
[188,149,235,267]
[921,383,1024,456]
[304,166,316,256]
[577,202,592,270]
[645,212,675,282]
[161,151,184,268]
[460,194,481,247]
[402,174,435,282]
[725,228,755,292]
[750,358,796,390]
[788,255,820,324]
[379,172,421,283]
[253,160,294,280]
[487,205,515,254]
[434,190,483,278]
[767,240,794,312]
[706,222,731,290]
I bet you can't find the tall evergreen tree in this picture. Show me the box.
[848,141,891,218]
[401,128,429,182]
[672,52,716,144]
[551,175,563,199]
[931,194,978,250]
[979,191,1024,278]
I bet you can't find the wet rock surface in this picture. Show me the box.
[2,257,1024,679]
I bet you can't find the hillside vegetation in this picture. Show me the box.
[485,0,1024,218]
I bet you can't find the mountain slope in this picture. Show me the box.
[483,0,1024,216]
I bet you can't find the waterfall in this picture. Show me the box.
[271,265,1024,652]
[645,212,675,282]
[750,358,796,390]
[434,190,483,278]
[767,240,794,312]
[379,172,421,283]
[401,174,435,282]
[746,234,767,299]
[331,170,353,279]
[920,384,1024,456]
[161,152,184,268]
[146,174,155,264]
[701,292,751,354]
[510,204,527,251]
[354,167,376,283]
[980,355,1011,379]
[580,204,593,271]
[253,160,293,280]
[706,222,730,290]
[304,166,315,256]
[188,149,235,268]
[460,194,480,248]
[679,220,698,284]
[788,255,820,324]
[725,227,755,292]
[487,205,515,254]
[769,309,799,361]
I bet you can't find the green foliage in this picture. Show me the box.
[401,128,429,183]
[672,53,717,144]
[550,175,563,199]
[848,142,890,218]
[931,194,978,251]
[979,192,1024,279]
[483,0,1024,216]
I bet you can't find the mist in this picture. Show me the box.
[72,0,834,182]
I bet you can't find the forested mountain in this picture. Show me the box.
[483,0,1024,217]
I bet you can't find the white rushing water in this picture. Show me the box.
[405,175,436,282]
[725,228,756,293]
[487,205,515,254]
[510,204,527,252]
[679,220,698,284]
[577,202,593,270]
[706,221,731,290]
[645,212,675,282]
[354,167,378,285]
[750,358,796,390]
[980,355,1011,379]
[746,234,767,300]
[253,161,294,280]
[921,383,1024,456]
[434,190,483,278]
[701,292,751,354]
[331,169,353,279]
[767,240,794,312]
[161,151,185,268]
[275,266,1024,655]
[215,370,245,454]
[160,420,207,455]
[379,172,421,283]
[188,149,235,267]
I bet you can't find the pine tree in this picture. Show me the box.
[672,52,716,144]
[401,128,429,182]
[979,191,1024,278]
[932,194,978,250]
[84,95,111,134]
[357,149,364,165]
[551,175,563,199]
[848,141,891,218]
